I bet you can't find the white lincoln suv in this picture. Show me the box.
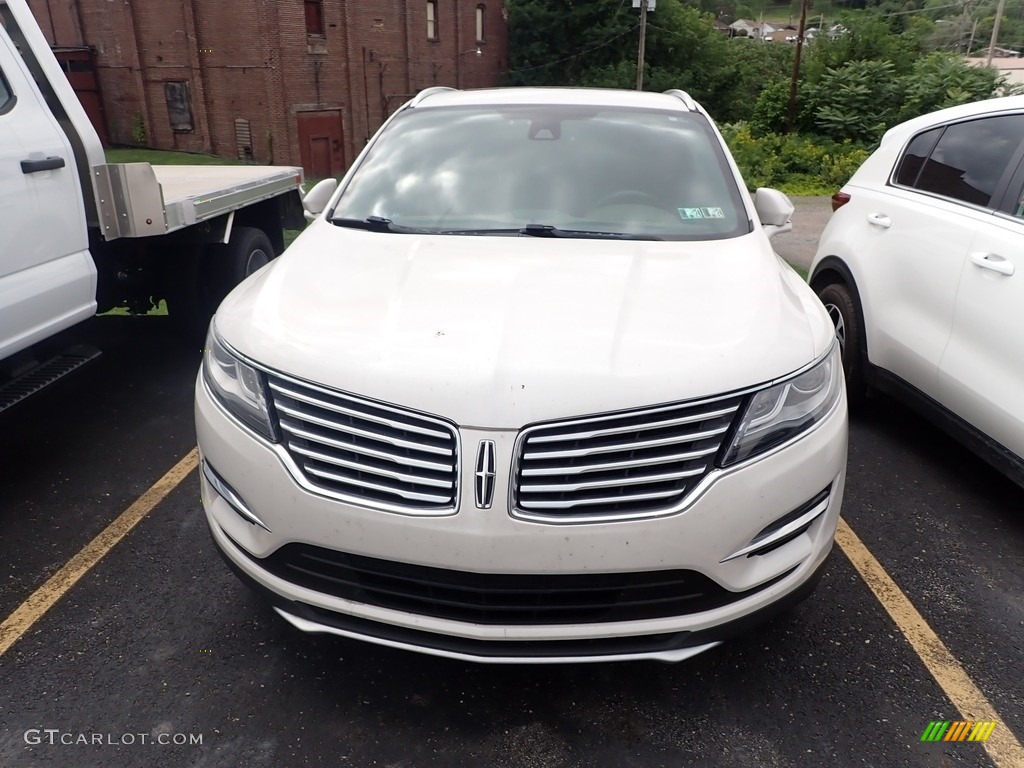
[195,87,848,663]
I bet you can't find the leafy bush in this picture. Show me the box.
[752,51,1011,144]
[809,59,901,143]
[897,53,1008,123]
[720,122,870,195]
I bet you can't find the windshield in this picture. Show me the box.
[331,104,750,240]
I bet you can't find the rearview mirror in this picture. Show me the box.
[302,178,338,221]
[754,187,794,238]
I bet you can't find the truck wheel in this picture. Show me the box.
[219,226,275,288]
[166,227,276,342]
[816,281,867,408]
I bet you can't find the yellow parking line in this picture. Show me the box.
[0,448,199,658]
[836,517,1024,768]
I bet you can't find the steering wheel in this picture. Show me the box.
[591,189,665,210]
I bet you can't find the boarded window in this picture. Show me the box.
[476,5,484,42]
[305,0,325,36]
[235,118,254,161]
[427,0,437,40]
[164,81,193,133]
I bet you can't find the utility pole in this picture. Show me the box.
[987,0,1007,66]
[784,0,809,134]
[636,0,649,91]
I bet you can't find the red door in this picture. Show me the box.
[54,48,110,146]
[297,111,345,179]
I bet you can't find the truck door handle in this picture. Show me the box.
[866,212,891,228]
[21,156,66,174]
[969,251,1015,276]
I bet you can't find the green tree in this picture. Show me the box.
[505,0,792,122]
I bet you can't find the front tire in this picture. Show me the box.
[817,281,867,408]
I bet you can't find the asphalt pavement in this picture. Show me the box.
[772,196,834,271]
[0,256,1022,767]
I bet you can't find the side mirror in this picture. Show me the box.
[302,178,338,221]
[754,187,794,239]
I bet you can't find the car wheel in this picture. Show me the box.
[817,281,867,408]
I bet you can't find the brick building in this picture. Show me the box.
[27,0,509,177]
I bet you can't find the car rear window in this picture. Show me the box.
[332,104,750,241]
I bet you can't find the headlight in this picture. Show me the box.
[202,323,277,441]
[721,345,843,466]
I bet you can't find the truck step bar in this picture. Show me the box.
[0,345,101,413]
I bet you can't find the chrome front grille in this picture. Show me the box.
[513,395,744,521]
[268,376,459,513]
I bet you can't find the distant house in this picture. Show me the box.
[712,18,731,35]
[967,56,1024,88]
[729,18,775,40]
[733,18,765,38]
[766,25,798,43]
[806,24,846,42]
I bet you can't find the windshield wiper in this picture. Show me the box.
[332,216,427,234]
[435,224,663,240]
[518,224,662,240]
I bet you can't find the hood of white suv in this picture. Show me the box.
[215,220,832,428]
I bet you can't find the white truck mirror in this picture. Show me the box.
[754,187,794,238]
[302,179,338,221]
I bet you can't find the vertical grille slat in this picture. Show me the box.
[268,376,459,512]
[514,395,744,521]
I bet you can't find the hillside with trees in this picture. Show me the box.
[505,0,1019,192]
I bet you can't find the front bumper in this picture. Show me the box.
[196,375,847,663]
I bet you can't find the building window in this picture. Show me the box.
[476,5,484,43]
[426,0,438,40]
[235,118,255,162]
[305,0,325,36]
[164,81,194,133]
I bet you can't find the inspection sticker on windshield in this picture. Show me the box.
[679,207,725,220]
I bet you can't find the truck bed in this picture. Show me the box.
[94,162,304,239]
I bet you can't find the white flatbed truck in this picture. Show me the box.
[0,0,307,411]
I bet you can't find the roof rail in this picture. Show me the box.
[662,89,697,110]
[409,86,458,106]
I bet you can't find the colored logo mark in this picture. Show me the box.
[920,721,998,742]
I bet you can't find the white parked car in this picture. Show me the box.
[811,96,1024,487]
[196,87,848,664]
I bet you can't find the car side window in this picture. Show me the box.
[0,67,14,115]
[912,115,1024,207]
[893,128,941,188]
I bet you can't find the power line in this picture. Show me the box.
[506,24,640,76]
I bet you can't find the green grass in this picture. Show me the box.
[99,300,168,317]
[105,147,247,166]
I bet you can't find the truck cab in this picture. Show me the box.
[0,16,96,364]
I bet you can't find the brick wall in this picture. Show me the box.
[28,0,509,174]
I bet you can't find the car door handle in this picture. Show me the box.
[866,212,891,229]
[969,251,1015,276]
[20,156,66,174]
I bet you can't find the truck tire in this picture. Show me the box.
[218,226,275,289]
[166,227,276,342]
